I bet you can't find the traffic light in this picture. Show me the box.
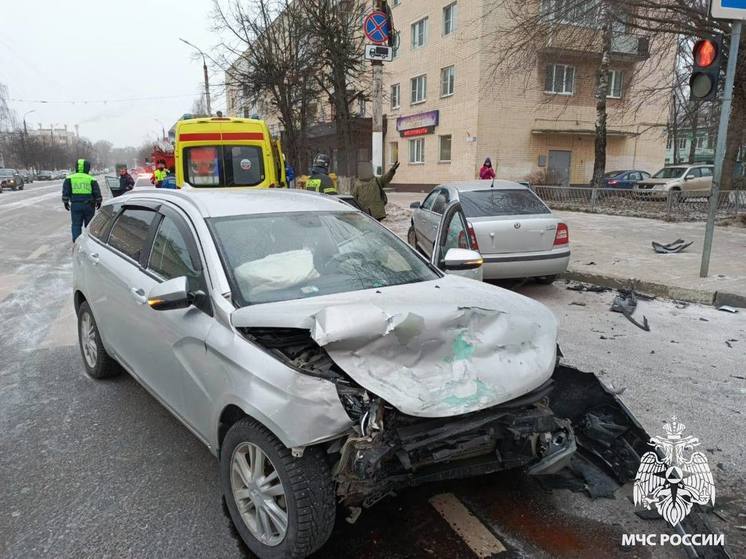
[690,35,723,102]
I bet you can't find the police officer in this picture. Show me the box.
[305,154,337,194]
[62,159,102,242]
[151,159,169,187]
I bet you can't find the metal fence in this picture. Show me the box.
[531,185,746,221]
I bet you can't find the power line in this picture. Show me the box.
[9,92,206,105]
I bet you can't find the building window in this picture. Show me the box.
[678,137,687,149]
[607,70,623,98]
[411,74,427,104]
[357,97,366,117]
[696,136,707,149]
[666,137,672,150]
[541,0,600,28]
[439,135,452,162]
[392,31,400,58]
[411,17,428,49]
[390,142,399,164]
[391,83,400,109]
[544,64,575,95]
[443,2,457,35]
[440,66,455,97]
[409,138,425,163]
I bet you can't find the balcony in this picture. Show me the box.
[540,28,650,63]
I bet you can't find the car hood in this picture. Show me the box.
[231,275,558,418]
[638,178,677,185]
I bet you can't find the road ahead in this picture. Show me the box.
[1,183,744,558]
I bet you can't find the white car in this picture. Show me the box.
[409,181,570,283]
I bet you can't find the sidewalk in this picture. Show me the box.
[387,192,746,307]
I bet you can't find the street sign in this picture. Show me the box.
[365,44,393,62]
[712,0,746,20]
[363,11,390,44]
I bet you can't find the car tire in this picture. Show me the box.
[77,301,121,379]
[536,275,557,285]
[407,224,417,248]
[221,418,336,559]
[18,185,23,190]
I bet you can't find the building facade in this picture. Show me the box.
[665,129,715,165]
[382,0,671,189]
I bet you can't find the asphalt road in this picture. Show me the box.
[1,182,744,558]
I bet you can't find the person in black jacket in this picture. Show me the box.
[62,159,102,242]
[115,167,135,197]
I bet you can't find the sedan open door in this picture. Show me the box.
[430,201,483,281]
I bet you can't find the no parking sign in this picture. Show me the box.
[363,11,390,44]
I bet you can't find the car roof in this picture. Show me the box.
[115,189,356,218]
[439,180,530,192]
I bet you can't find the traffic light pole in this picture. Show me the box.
[701,21,742,277]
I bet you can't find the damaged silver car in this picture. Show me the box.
[72,190,649,559]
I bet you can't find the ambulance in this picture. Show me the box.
[172,116,287,189]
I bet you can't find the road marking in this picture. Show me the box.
[27,244,50,259]
[429,493,507,557]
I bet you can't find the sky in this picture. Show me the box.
[0,0,226,147]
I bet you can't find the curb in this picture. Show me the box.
[562,270,718,306]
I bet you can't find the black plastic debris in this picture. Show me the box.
[652,238,694,254]
[611,289,650,331]
[566,282,611,293]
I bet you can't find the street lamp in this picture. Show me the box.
[23,110,36,136]
[22,110,35,170]
[154,118,166,140]
[179,37,212,116]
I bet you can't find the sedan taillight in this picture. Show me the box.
[554,223,569,246]
[457,222,480,250]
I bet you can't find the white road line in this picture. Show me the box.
[429,493,507,558]
[27,244,50,259]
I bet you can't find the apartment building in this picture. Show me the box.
[383,0,671,188]
[665,130,715,165]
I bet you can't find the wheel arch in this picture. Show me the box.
[74,290,87,314]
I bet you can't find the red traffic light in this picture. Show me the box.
[693,39,718,67]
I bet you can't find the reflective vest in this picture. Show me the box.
[154,169,168,183]
[69,172,94,196]
[306,177,337,195]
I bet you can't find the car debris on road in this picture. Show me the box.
[611,289,651,332]
[652,238,694,254]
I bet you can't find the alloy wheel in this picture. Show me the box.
[80,312,98,369]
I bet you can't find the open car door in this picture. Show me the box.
[431,201,483,281]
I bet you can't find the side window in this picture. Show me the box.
[700,167,713,177]
[443,212,468,255]
[421,190,439,211]
[108,209,156,262]
[687,168,701,178]
[629,172,641,181]
[642,172,651,179]
[148,216,200,282]
[88,205,117,241]
[431,190,449,214]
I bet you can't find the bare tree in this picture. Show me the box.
[213,0,319,171]
[298,0,367,177]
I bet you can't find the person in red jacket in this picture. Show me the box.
[479,157,496,180]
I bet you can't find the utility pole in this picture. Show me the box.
[179,38,212,116]
[700,22,742,277]
[22,110,35,169]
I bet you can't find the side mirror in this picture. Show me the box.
[147,276,193,311]
[685,174,694,181]
[409,202,421,209]
[442,248,483,271]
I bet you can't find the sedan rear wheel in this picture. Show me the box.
[77,301,121,379]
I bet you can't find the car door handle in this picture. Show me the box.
[130,287,147,305]
[88,252,99,265]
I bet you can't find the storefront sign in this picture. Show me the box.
[397,110,439,136]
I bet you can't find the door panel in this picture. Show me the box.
[548,150,571,187]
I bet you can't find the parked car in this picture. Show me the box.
[0,168,24,190]
[54,170,68,179]
[602,169,651,189]
[409,180,569,283]
[19,170,35,183]
[634,165,714,198]
[73,189,587,558]
[37,170,54,180]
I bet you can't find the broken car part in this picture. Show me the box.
[652,238,694,254]
[611,289,650,332]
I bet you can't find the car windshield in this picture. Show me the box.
[209,211,439,306]
[0,169,14,177]
[603,171,625,178]
[184,145,264,187]
[459,189,550,217]
[653,167,687,179]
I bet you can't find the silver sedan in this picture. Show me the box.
[409,180,570,283]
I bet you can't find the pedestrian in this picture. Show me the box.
[115,166,134,197]
[352,160,400,221]
[62,159,102,243]
[479,157,496,180]
[306,154,337,194]
[151,159,169,187]
[285,161,296,188]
